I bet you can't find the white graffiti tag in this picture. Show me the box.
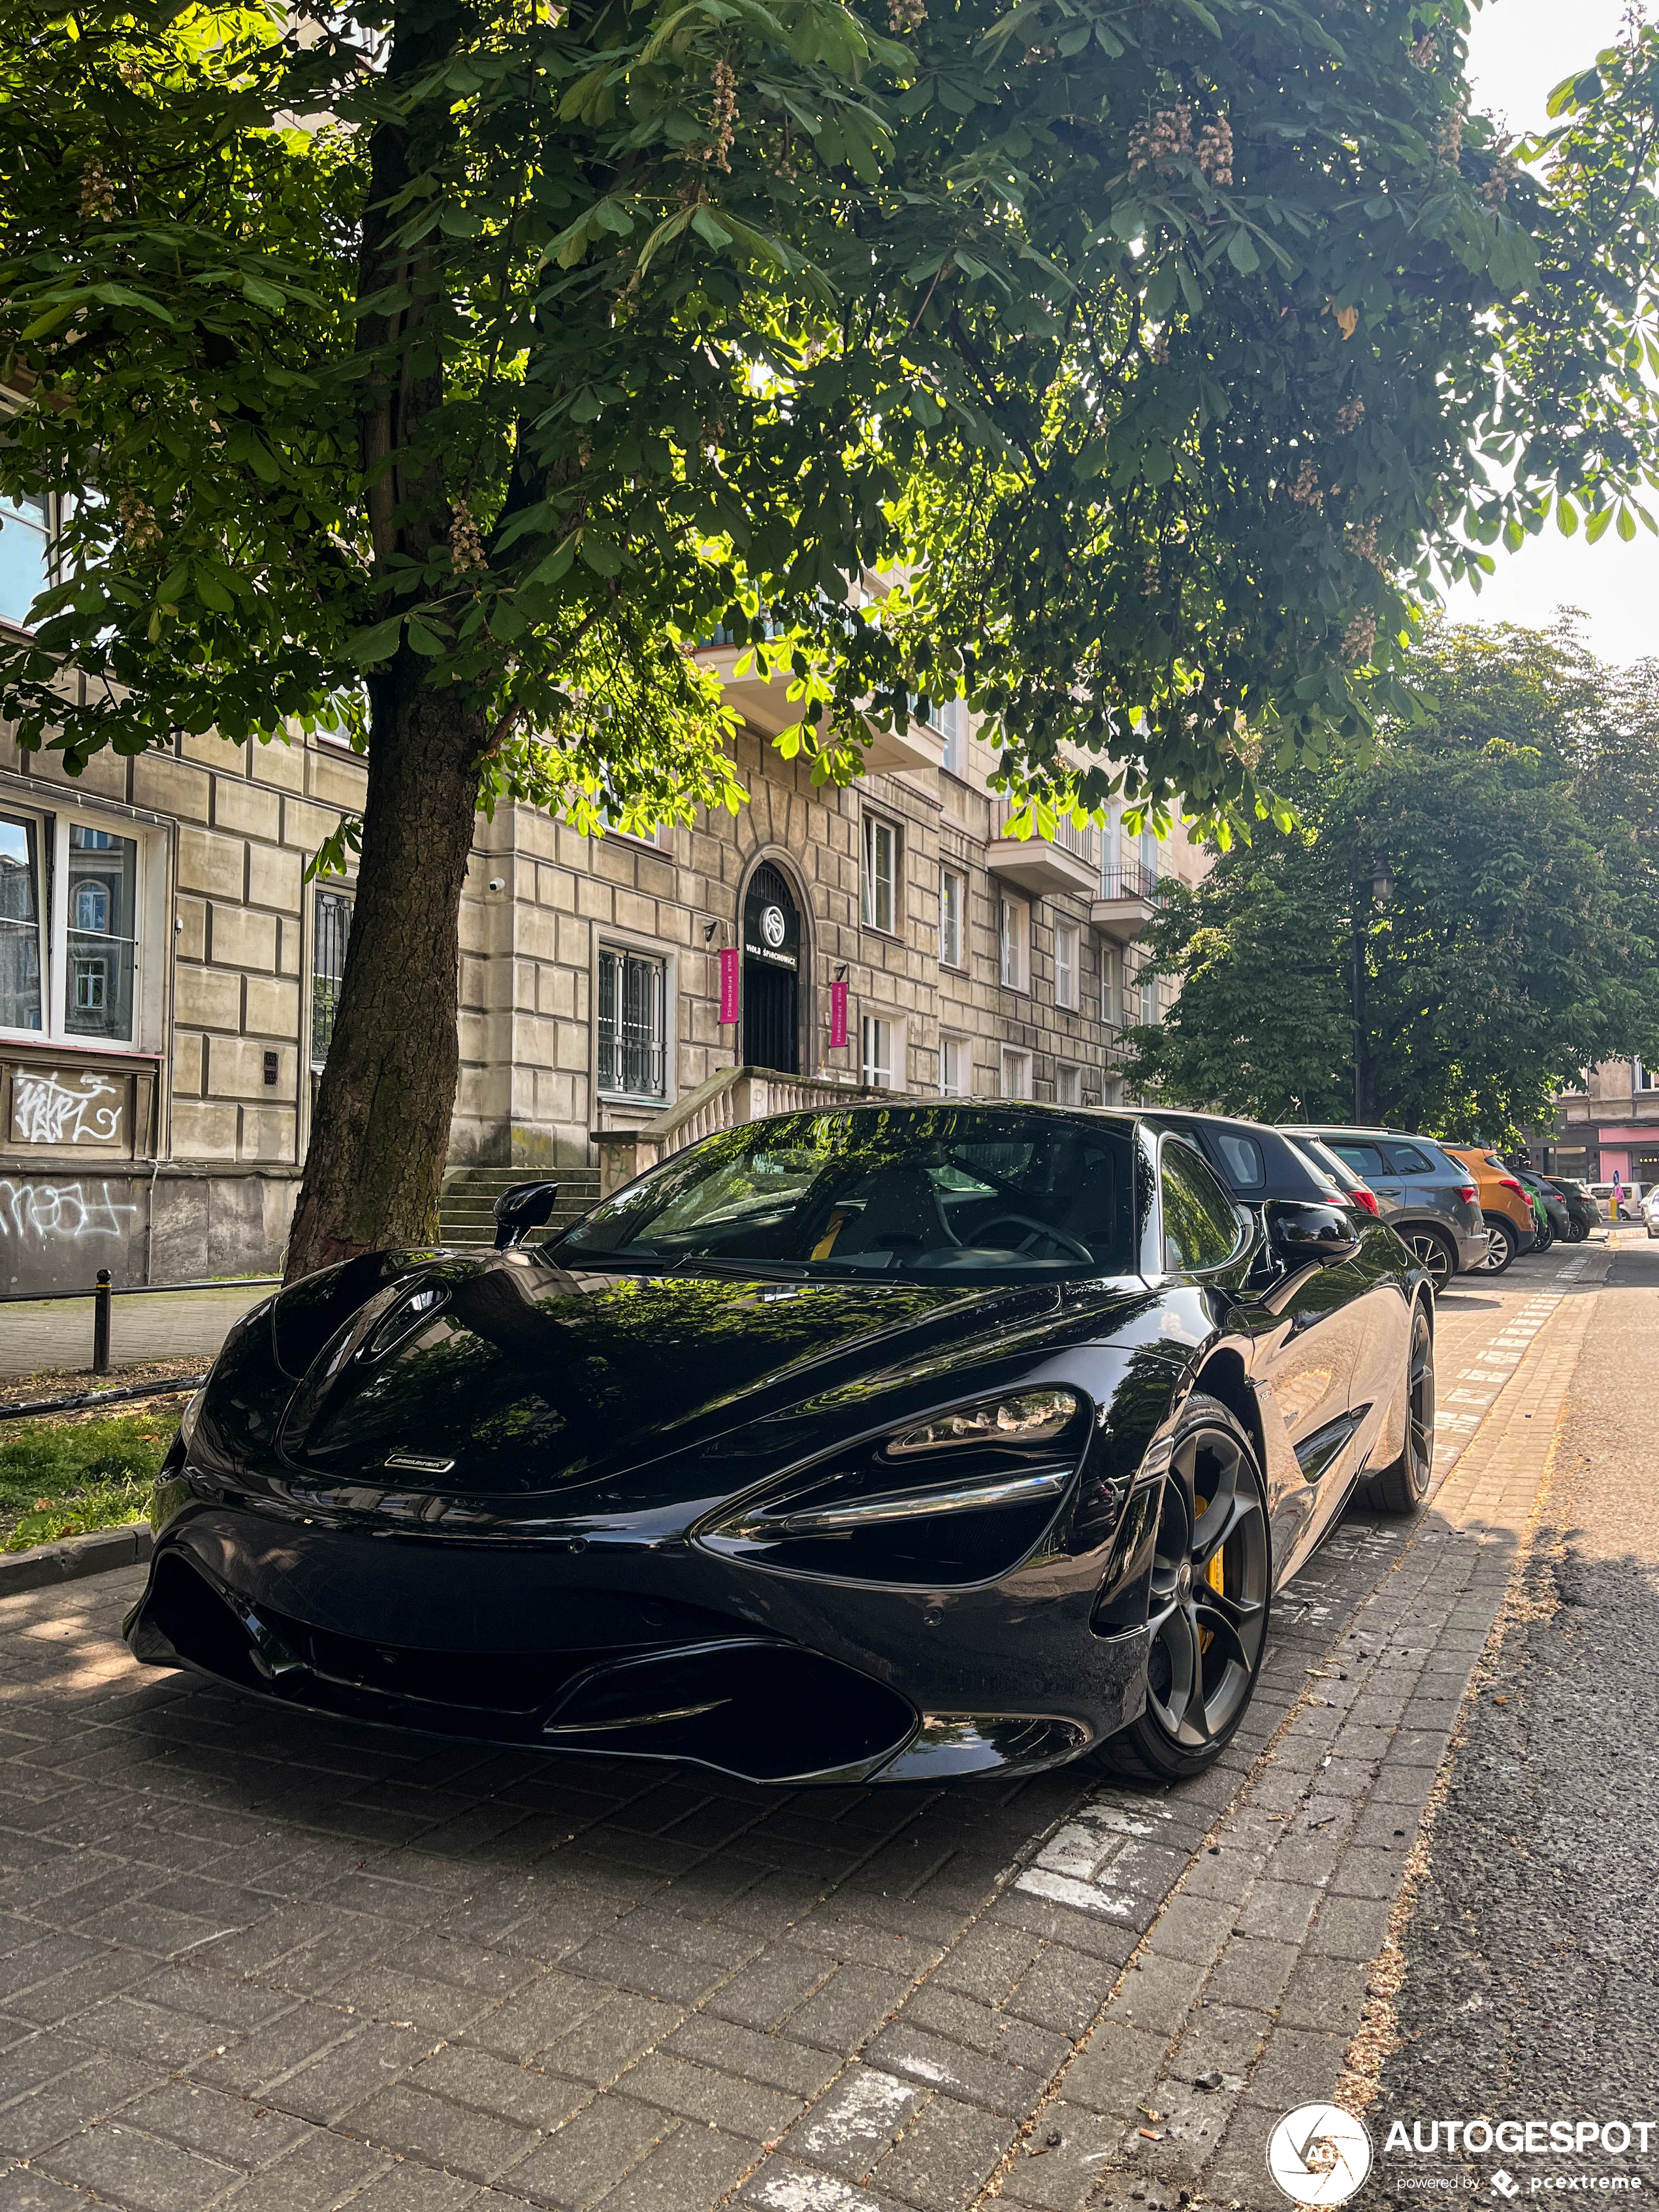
[11,1070,125,1147]
[0,1179,139,1244]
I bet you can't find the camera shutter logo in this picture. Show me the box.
[760,903,787,950]
[1266,2104,1373,2205]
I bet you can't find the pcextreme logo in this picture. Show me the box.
[1267,2104,1374,2205]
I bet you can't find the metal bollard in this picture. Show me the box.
[92,1270,113,1376]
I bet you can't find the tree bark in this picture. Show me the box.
[283,667,487,1280]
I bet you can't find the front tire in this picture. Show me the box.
[1364,1303,1435,1513]
[1096,1394,1271,1784]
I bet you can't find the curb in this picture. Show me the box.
[0,1521,152,1598]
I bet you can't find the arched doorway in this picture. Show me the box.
[742,861,801,1074]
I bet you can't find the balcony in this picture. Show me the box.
[1090,862,1161,941]
[692,642,948,772]
[984,803,1097,897]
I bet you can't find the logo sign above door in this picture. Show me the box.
[743,873,799,972]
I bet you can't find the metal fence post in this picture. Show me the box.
[93,1270,113,1376]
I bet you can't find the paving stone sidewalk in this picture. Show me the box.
[0,1250,1603,2212]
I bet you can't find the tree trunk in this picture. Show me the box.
[283,668,487,1281]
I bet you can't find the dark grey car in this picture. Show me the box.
[1281,1126,1487,1287]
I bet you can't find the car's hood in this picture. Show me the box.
[245,1255,1150,1505]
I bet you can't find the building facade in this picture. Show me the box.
[1,579,1207,1293]
[1536,1059,1659,1193]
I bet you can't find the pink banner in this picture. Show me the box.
[718,946,740,1025]
[830,978,848,1050]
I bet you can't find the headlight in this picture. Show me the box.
[697,1385,1091,1587]
[886,1388,1081,1456]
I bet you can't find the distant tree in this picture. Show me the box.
[1122,620,1659,1142]
[6,0,1659,1270]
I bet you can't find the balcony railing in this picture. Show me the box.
[989,802,1097,867]
[1099,862,1159,903]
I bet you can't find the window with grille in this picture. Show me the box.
[941,703,968,780]
[312,887,353,1066]
[598,946,668,1098]
[939,867,965,967]
[862,815,897,933]
[1057,1063,1083,1108]
[1000,1046,1032,1100]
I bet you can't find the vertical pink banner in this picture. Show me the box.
[830,978,849,1050]
[718,946,740,1025]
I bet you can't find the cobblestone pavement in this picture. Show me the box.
[0,1290,272,1383]
[0,1245,1607,2212]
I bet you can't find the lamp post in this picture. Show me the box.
[1351,855,1393,1123]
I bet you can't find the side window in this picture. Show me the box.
[1209,1130,1265,1193]
[1330,1140,1387,1178]
[1380,1141,1435,1176]
[1161,1141,1246,1273]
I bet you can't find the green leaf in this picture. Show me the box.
[240,276,285,310]
[1585,504,1613,543]
[1225,227,1260,274]
[347,618,404,665]
[405,620,449,656]
[1556,494,1579,537]
[691,207,734,249]
[1617,504,1637,541]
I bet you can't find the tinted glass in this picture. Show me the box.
[1161,1141,1244,1272]
[1206,1130,1265,1191]
[1379,1141,1436,1176]
[1280,1132,1355,1200]
[555,1108,1138,1279]
[1330,1140,1388,1178]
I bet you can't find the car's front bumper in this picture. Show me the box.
[125,1494,1153,1786]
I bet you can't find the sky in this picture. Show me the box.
[1438,0,1658,662]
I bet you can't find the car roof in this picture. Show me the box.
[1141,1109,1332,1202]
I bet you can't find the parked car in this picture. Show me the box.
[1281,1126,1486,1288]
[1445,1147,1538,1274]
[125,1103,1434,1789]
[1643,1189,1659,1239]
[1277,1130,1384,1217]
[1506,1165,1571,1250]
[1539,1176,1599,1242]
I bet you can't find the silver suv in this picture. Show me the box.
[1281,1125,1488,1287]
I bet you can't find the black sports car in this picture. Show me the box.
[127,1105,1435,1787]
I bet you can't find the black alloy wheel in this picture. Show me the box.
[1475,1215,1520,1275]
[1365,1302,1436,1513]
[1403,1226,1457,1290]
[1566,1216,1587,1243]
[1101,1394,1271,1782]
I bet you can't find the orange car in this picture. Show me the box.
[1445,1147,1536,1274]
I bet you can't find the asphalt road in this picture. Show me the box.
[1368,1236,1659,2198]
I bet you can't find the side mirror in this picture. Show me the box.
[493,1179,560,1250]
[1264,1198,1362,1269]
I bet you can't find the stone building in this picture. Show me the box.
[1536,1059,1659,1194]
[1,528,1207,1294]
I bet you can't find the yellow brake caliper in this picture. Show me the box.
[1198,1536,1223,1653]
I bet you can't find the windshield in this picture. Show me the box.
[553,1107,1140,1279]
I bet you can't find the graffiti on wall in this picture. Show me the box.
[0,1179,140,1245]
[10,1068,126,1148]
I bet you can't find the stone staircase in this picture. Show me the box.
[438,1164,603,1249]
